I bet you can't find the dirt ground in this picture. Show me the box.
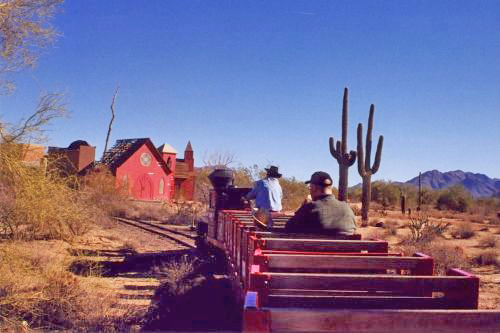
[66,218,243,331]
[353,208,500,310]
[11,208,495,331]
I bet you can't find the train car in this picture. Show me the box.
[195,168,500,333]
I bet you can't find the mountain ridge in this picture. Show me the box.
[405,170,500,198]
[350,170,499,198]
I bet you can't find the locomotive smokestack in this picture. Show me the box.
[208,168,234,194]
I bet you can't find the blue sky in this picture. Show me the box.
[1,0,499,184]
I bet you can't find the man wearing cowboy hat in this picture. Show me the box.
[285,171,356,236]
[245,165,283,227]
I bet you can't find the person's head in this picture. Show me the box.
[265,165,282,178]
[305,171,333,200]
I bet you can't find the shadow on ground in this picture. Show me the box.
[69,247,242,332]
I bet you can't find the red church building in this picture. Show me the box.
[101,138,195,201]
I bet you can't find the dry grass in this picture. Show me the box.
[0,241,136,331]
[398,240,470,275]
[115,201,174,222]
[364,229,387,240]
[0,147,144,330]
[0,146,93,240]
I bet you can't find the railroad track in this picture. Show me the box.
[114,217,197,248]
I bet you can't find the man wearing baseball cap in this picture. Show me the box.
[285,171,356,236]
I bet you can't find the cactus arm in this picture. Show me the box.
[365,105,374,170]
[347,150,357,166]
[341,88,348,152]
[357,123,366,177]
[371,135,384,173]
[329,137,340,160]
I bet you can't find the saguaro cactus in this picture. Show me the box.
[400,191,406,214]
[329,88,357,201]
[357,104,384,224]
[417,171,422,211]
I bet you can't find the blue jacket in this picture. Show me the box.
[245,178,282,212]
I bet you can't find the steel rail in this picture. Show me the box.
[114,217,196,248]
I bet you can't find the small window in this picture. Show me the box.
[166,157,172,168]
[159,178,165,194]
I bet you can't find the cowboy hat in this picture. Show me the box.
[265,165,282,178]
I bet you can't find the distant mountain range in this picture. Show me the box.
[405,170,500,198]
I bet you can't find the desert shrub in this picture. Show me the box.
[451,222,475,239]
[477,234,497,248]
[492,215,500,226]
[0,146,92,240]
[468,197,500,216]
[406,214,450,243]
[350,204,361,216]
[233,165,260,188]
[384,219,399,236]
[193,166,212,204]
[419,188,440,207]
[399,241,469,275]
[155,255,197,295]
[436,185,472,212]
[280,176,309,211]
[348,187,362,202]
[80,164,128,217]
[472,250,499,266]
[166,201,204,226]
[371,181,399,208]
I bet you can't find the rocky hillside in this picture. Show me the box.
[406,170,500,198]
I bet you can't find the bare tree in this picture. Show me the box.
[0,92,66,143]
[202,151,235,168]
[103,87,119,158]
[0,0,64,91]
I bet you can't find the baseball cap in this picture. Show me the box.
[305,171,333,187]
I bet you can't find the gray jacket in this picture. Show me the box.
[285,195,356,235]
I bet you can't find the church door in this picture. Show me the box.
[133,174,153,200]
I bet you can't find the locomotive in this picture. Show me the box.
[197,167,252,246]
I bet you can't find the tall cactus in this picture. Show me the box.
[357,104,384,224]
[329,88,357,201]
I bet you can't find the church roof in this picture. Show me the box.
[157,143,177,154]
[185,140,193,152]
[101,138,169,174]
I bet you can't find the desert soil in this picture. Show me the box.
[62,210,500,330]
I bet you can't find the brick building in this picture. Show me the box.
[48,140,96,174]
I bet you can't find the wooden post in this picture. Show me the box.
[446,268,479,309]
[413,252,434,296]
[243,291,270,333]
[249,265,270,305]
